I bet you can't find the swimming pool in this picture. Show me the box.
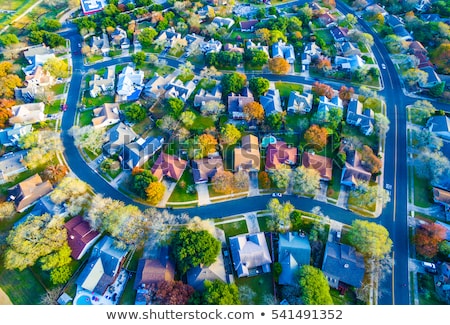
[75,294,92,305]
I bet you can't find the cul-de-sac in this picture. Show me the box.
[0,0,449,306]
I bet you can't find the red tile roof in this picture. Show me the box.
[64,215,100,260]
[265,141,297,170]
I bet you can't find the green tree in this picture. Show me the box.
[298,265,333,305]
[123,103,147,122]
[138,27,158,47]
[267,198,294,232]
[43,57,69,78]
[40,243,72,271]
[266,112,284,131]
[166,97,185,118]
[4,214,67,271]
[0,33,19,47]
[248,77,270,99]
[292,165,321,196]
[171,228,221,275]
[201,280,241,305]
[220,72,246,100]
[347,220,393,259]
[40,18,62,32]
[131,51,147,67]
[132,169,157,196]
[268,167,291,190]
[220,123,241,145]
[50,265,72,285]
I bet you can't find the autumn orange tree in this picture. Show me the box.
[198,133,218,158]
[312,81,334,99]
[146,181,166,205]
[151,280,195,305]
[0,62,22,98]
[211,171,234,194]
[304,124,328,149]
[243,101,265,124]
[338,85,355,104]
[0,98,15,128]
[414,222,447,258]
[268,57,291,74]
[360,145,382,174]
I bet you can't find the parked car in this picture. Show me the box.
[272,193,282,197]
[423,262,437,274]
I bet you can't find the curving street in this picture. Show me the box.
[58,2,447,305]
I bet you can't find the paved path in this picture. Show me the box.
[156,180,176,208]
[244,212,260,233]
[196,183,211,206]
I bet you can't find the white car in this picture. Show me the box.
[272,193,283,197]
[381,63,386,69]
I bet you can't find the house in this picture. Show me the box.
[346,98,375,136]
[335,55,365,71]
[75,236,128,295]
[229,232,272,278]
[22,44,55,76]
[272,40,295,64]
[433,187,450,213]
[318,95,343,115]
[260,88,283,116]
[116,65,145,101]
[385,15,404,29]
[89,66,115,98]
[156,27,187,49]
[7,174,53,212]
[200,38,222,54]
[91,33,110,55]
[322,241,365,289]
[143,73,176,99]
[64,215,101,260]
[193,85,222,107]
[436,262,450,304]
[233,134,260,171]
[191,156,224,184]
[223,43,245,54]
[103,122,138,156]
[133,246,175,304]
[21,193,66,221]
[318,12,337,27]
[265,141,297,170]
[110,27,130,49]
[0,123,32,147]
[92,103,120,128]
[278,232,311,286]
[303,42,322,59]
[185,33,205,55]
[211,17,235,29]
[164,79,196,102]
[427,115,450,140]
[408,41,428,56]
[329,26,348,42]
[123,136,164,169]
[81,0,106,15]
[301,152,333,182]
[338,42,361,57]
[25,65,54,88]
[0,150,28,184]
[419,66,442,89]
[286,91,313,114]
[187,248,228,291]
[151,152,187,182]
[240,19,259,32]
[393,25,413,42]
[9,102,45,125]
[246,40,270,58]
[340,148,372,188]
[228,87,254,120]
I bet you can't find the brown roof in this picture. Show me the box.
[151,152,187,181]
[133,247,175,289]
[233,134,260,171]
[8,174,53,212]
[92,103,120,127]
[64,215,101,260]
[265,141,298,170]
[433,187,450,206]
[341,149,372,186]
[302,152,332,181]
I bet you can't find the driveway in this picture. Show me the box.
[196,183,211,206]
[314,181,328,202]
[336,185,350,209]
[248,170,260,196]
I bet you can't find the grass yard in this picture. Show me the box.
[78,110,93,127]
[414,172,433,208]
[167,169,198,203]
[257,215,272,232]
[0,266,46,305]
[50,83,66,95]
[215,219,248,237]
[82,93,115,108]
[417,273,446,305]
[45,99,62,114]
[327,163,343,200]
[235,272,274,304]
[275,81,304,98]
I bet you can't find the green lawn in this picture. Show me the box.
[414,172,433,208]
[327,163,343,200]
[82,93,115,108]
[50,83,66,95]
[78,110,93,127]
[215,219,248,237]
[45,99,61,114]
[275,82,304,98]
[234,271,274,304]
[168,169,198,203]
[0,266,46,305]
